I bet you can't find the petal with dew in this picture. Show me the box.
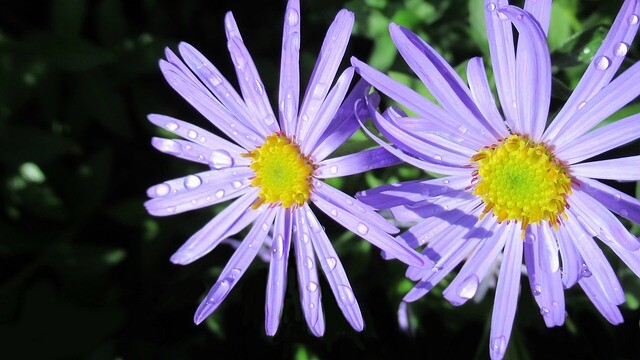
[194,208,277,324]
[278,0,301,134]
[577,176,640,225]
[265,209,293,335]
[571,155,640,181]
[578,275,624,325]
[466,57,509,138]
[316,147,401,179]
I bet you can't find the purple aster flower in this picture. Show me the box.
[144,0,425,336]
[352,0,640,358]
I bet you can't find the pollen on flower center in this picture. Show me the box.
[244,133,314,209]
[471,134,572,233]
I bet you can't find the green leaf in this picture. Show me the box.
[52,0,87,37]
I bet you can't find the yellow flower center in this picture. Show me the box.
[471,134,572,235]
[244,133,314,209]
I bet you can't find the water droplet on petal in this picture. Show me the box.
[209,75,222,86]
[595,56,611,71]
[338,285,356,305]
[154,183,171,197]
[498,11,508,21]
[458,276,479,299]
[306,256,314,269]
[230,268,241,279]
[486,3,496,11]
[629,14,639,26]
[166,122,178,131]
[490,336,507,356]
[254,79,264,95]
[187,130,198,139]
[215,189,225,198]
[614,42,629,57]
[325,257,337,271]
[330,165,338,174]
[166,206,176,214]
[287,8,299,26]
[620,209,629,217]
[307,281,318,292]
[613,193,621,201]
[302,233,310,244]
[577,101,587,110]
[274,235,284,259]
[209,150,234,169]
[434,154,443,161]
[458,125,468,134]
[330,208,338,217]
[540,307,550,315]
[232,180,242,189]
[184,175,202,189]
[533,284,542,296]
[525,233,535,244]
[312,82,328,99]
[209,280,231,304]
[581,263,592,278]
[356,223,369,235]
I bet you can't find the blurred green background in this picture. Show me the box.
[1,0,639,358]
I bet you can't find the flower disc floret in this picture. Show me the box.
[245,133,314,208]
[471,134,572,232]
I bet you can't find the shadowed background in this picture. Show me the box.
[1,0,639,358]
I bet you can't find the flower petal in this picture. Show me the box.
[194,208,277,324]
[148,114,248,157]
[297,10,354,139]
[224,13,279,135]
[159,59,262,149]
[578,275,624,325]
[150,137,248,169]
[577,176,640,225]
[544,0,640,144]
[145,167,252,216]
[502,6,551,140]
[316,147,400,179]
[571,155,640,181]
[555,114,640,164]
[300,68,355,154]
[311,184,425,268]
[488,224,522,360]
[389,24,500,141]
[304,207,364,331]
[278,0,301,134]
[177,43,256,132]
[556,223,583,288]
[265,209,293,335]
[524,0,552,35]
[170,188,261,265]
[484,0,518,128]
[466,57,509,138]
[292,208,325,336]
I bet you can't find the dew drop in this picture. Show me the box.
[330,165,338,174]
[287,8,299,26]
[312,82,328,99]
[166,122,178,131]
[209,150,234,169]
[254,80,264,95]
[166,206,176,214]
[594,56,611,71]
[458,276,479,299]
[209,75,222,86]
[184,175,202,189]
[434,154,443,161]
[552,301,559,307]
[443,179,449,184]
[187,130,198,139]
[309,302,315,309]
[154,183,171,197]
[614,42,629,57]
[338,285,356,305]
[325,257,337,271]
[620,209,629,217]
[540,307,550,315]
[215,189,225,199]
[263,114,275,126]
[533,283,542,296]
[232,180,242,189]
[356,223,369,235]
[629,14,639,26]
[581,264,592,278]
[330,208,338,217]
[262,222,270,232]
[306,256,314,270]
[490,336,506,356]
[302,233,310,244]
[498,11,508,21]
[577,101,587,110]
[613,193,621,201]
[230,268,241,279]
[209,280,231,304]
[274,235,284,259]
[486,3,496,11]
[307,281,318,292]
[525,233,535,244]
[458,125,468,134]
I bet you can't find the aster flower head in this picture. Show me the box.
[353,0,640,358]
[145,0,426,336]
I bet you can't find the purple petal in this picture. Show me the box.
[577,176,640,225]
[300,68,355,154]
[177,43,256,133]
[389,24,500,141]
[404,214,495,301]
[391,194,477,224]
[571,155,640,181]
[265,209,293,335]
[564,217,625,305]
[292,207,325,336]
[488,226,523,360]
[524,224,565,327]
[312,180,398,234]
[443,222,509,306]
[568,189,640,251]
[304,206,364,331]
[148,114,249,158]
[224,13,279,135]
[544,0,640,144]
[151,137,238,166]
[311,183,425,268]
[466,57,509,137]
[524,0,552,35]
[311,79,371,161]
[316,147,400,179]
[170,188,261,265]
[159,59,262,150]
[145,167,252,216]
[393,115,487,150]
[556,114,640,164]
[357,175,470,210]
[278,0,301,134]
[556,223,583,288]
[194,208,277,324]
[502,6,551,140]
[484,0,518,129]
[297,10,354,139]
[578,275,624,325]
